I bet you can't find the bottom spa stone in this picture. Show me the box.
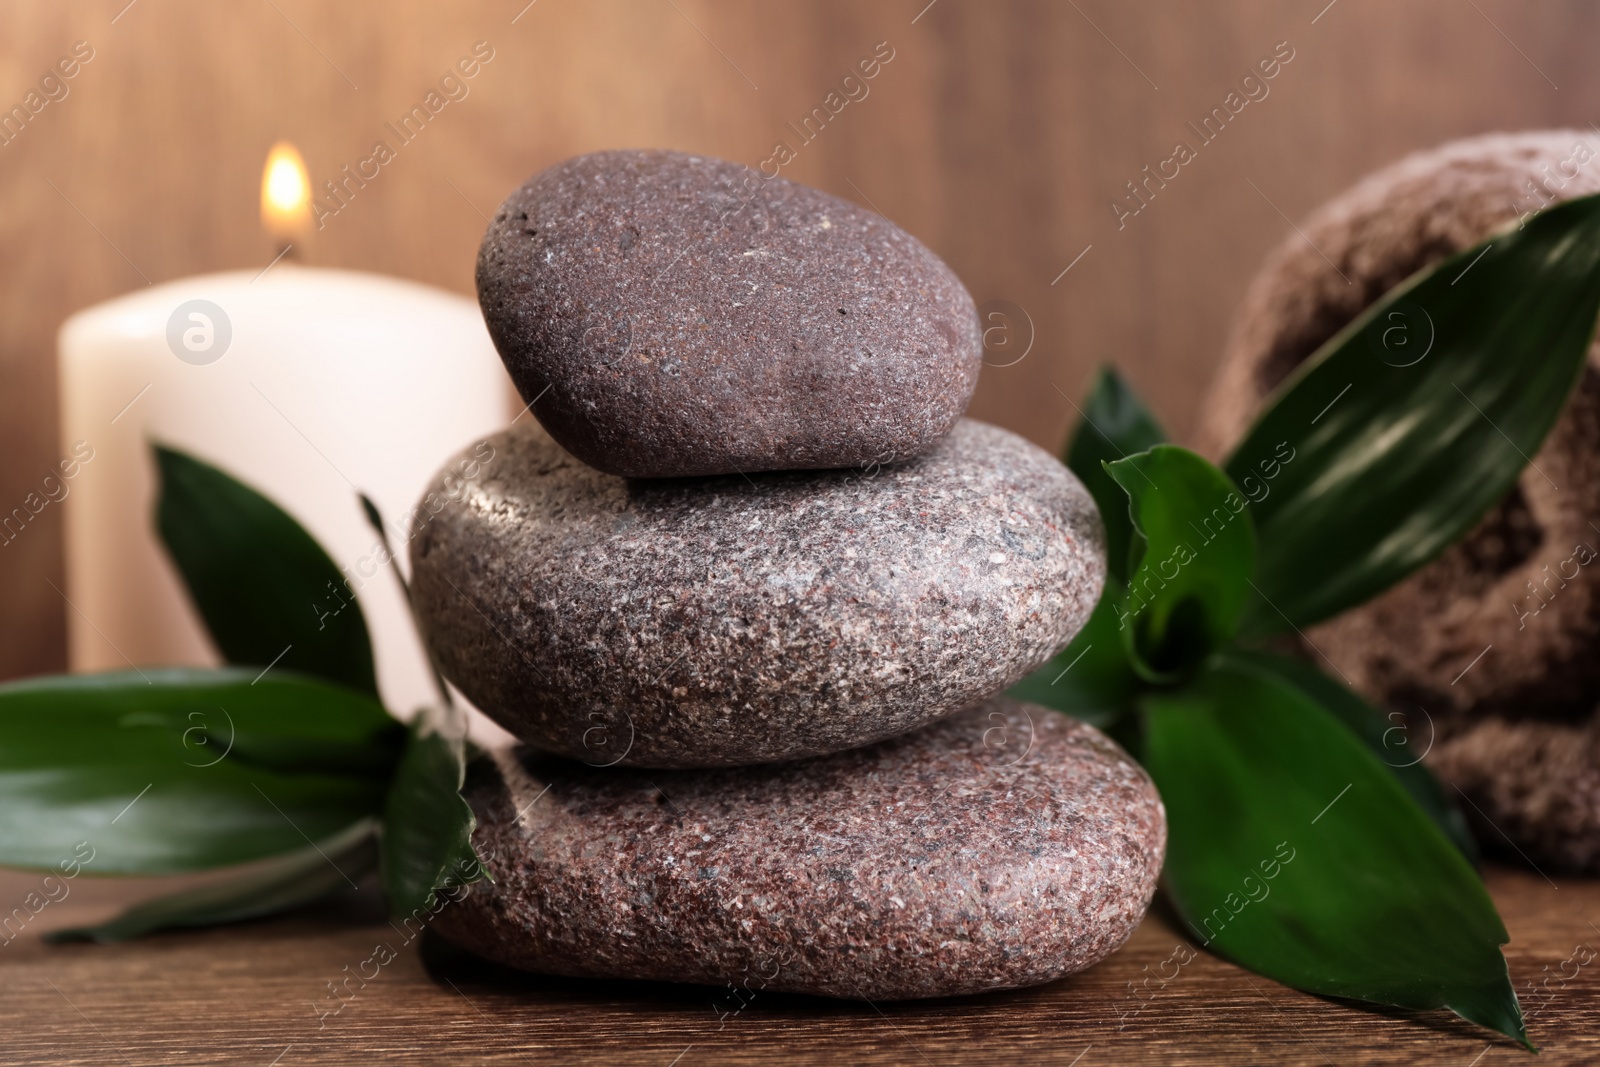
[432,699,1166,999]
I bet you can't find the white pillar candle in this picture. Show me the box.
[55,265,514,716]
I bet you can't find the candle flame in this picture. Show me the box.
[261,142,312,240]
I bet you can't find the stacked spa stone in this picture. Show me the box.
[411,150,1165,998]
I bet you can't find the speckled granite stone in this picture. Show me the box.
[477,149,982,478]
[432,699,1166,999]
[410,418,1104,768]
[1195,130,1600,871]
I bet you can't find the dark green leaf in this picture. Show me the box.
[359,492,385,536]
[1227,649,1477,862]
[1107,446,1256,681]
[382,704,487,920]
[1006,578,1135,728]
[48,819,379,943]
[154,444,379,698]
[1142,655,1526,1047]
[1227,193,1600,636]
[1064,366,1167,583]
[0,668,398,873]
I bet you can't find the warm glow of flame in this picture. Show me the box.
[261,142,312,240]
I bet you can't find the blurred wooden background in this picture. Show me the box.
[2,0,1596,682]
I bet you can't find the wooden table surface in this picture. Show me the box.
[0,863,1594,1066]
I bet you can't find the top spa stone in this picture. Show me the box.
[410,418,1105,768]
[476,149,983,478]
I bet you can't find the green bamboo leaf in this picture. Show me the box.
[0,669,397,873]
[1006,578,1134,728]
[1226,193,1600,636]
[1064,366,1167,583]
[1009,368,1165,721]
[48,819,379,943]
[382,705,488,920]
[1227,649,1478,862]
[1107,446,1256,681]
[1142,655,1526,1047]
[153,445,379,699]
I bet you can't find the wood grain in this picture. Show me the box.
[0,864,1593,1065]
[2,0,1598,681]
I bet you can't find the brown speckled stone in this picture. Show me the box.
[477,149,982,478]
[432,699,1166,999]
[1196,130,1600,871]
[410,418,1105,768]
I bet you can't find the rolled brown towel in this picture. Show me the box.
[1198,130,1600,872]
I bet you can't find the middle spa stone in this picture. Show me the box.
[410,418,1105,768]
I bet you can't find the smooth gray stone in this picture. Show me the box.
[432,700,1166,999]
[476,149,982,478]
[411,418,1105,768]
